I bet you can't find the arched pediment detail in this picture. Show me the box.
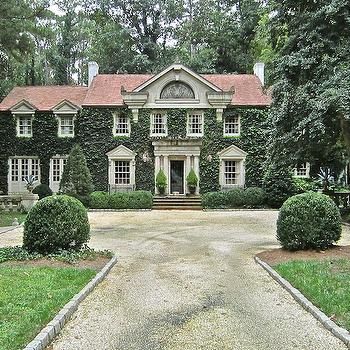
[160,81,195,99]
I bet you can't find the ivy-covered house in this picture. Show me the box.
[0,63,272,196]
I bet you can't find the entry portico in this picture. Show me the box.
[153,139,201,195]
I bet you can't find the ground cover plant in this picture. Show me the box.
[0,266,96,350]
[274,259,350,331]
[0,211,26,227]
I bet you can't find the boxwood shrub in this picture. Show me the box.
[202,187,267,209]
[23,195,90,254]
[277,192,341,251]
[90,191,153,209]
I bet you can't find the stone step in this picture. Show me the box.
[153,205,202,210]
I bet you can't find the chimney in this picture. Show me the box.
[253,62,265,86]
[88,61,99,87]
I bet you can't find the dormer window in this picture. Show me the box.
[58,114,75,137]
[17,115,33,137]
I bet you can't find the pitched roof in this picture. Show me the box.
[83,74,152,106]
[0,71,271,111]
[203,74,271,106]
[0,86,88,111]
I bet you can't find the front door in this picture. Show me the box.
[170,160,184,194]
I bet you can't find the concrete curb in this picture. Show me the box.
[255,256,350,348]
[0,223,23,235]
[88,209,151,212]
[23,255,118,350]
[204,208,279,212]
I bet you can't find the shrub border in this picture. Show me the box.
[255,256,350,347]
[23,254,118,350]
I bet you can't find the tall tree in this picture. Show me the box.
[267,0,350,175]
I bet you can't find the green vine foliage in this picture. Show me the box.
[0,107,269,194]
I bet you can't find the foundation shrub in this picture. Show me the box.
[277,192,341,250]
[226,188,245,207]
[90,191,153,209]
[244,187,266,207]
[23,195,90,254]
[202,191,228,208]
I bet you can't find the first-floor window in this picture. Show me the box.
[114,161,130,185]
[58,115,75,137]
[151,112,167,136]
[187,112,203,136]
[294,162,310,178]
[224,160,238,185]
[8,157,40,193]
[224,115,240,136]
[17,115,33,137]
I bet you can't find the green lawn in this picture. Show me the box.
[275,259,350,330]
[0,211,27,227]
[0,266,96,350]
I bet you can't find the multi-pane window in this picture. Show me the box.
[17,116,33,137]
[52,158,67,182]
[11,159,19,181]
[224,115,240,136]
[224,161,238,185]
[114,114,130,136]
[59,115,74,137]
[151,113,167,136]
[8,158,40,193]
[187,112,203,136]
[295,162,309,177]
[114,161,130,185]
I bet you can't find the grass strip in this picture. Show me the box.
[275,259,350,330]
[0,212,26,227]
[0,266,96,350]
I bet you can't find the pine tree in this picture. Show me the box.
[59,144,94,200]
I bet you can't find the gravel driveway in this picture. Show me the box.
[2,211,350,349]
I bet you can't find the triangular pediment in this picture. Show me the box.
[218,144,247,158]
[133,64,222,93]
[106,145,136,159]
[52,100,80,113]
[10,99,37,113]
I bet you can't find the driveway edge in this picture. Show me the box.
[255,256,350,348]
[23,255,118,350]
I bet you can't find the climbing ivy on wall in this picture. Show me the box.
[0,106,269,194]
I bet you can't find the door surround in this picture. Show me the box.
[153,139,202,195]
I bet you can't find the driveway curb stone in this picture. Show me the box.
[255,256,350,348]
[23,255,118,350]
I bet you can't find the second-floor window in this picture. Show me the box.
[187,112,203,136]
[58,115,75,137]
[151,112,167,136]
[224,115,240,136]
[113,114,130,136]
[17,115,33,137]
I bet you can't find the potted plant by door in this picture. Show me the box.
[186,168,198,195]
[156,169,167,195]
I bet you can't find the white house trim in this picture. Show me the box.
[106,145,136,192]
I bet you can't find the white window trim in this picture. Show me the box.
[8,156,41,194]
[219,158,245,189]
[150,112,168,137]
[49,155,68,193]
[15,114,34,138]
[224,115,241,137]
[113,113,130,137]
[294,162,310,178]
[56,113,76,138]
[187,111,204,137]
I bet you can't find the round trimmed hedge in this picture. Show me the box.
[277,192,341,251]
[23,195,90,253]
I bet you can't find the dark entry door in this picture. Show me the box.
[170,160,184,194]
